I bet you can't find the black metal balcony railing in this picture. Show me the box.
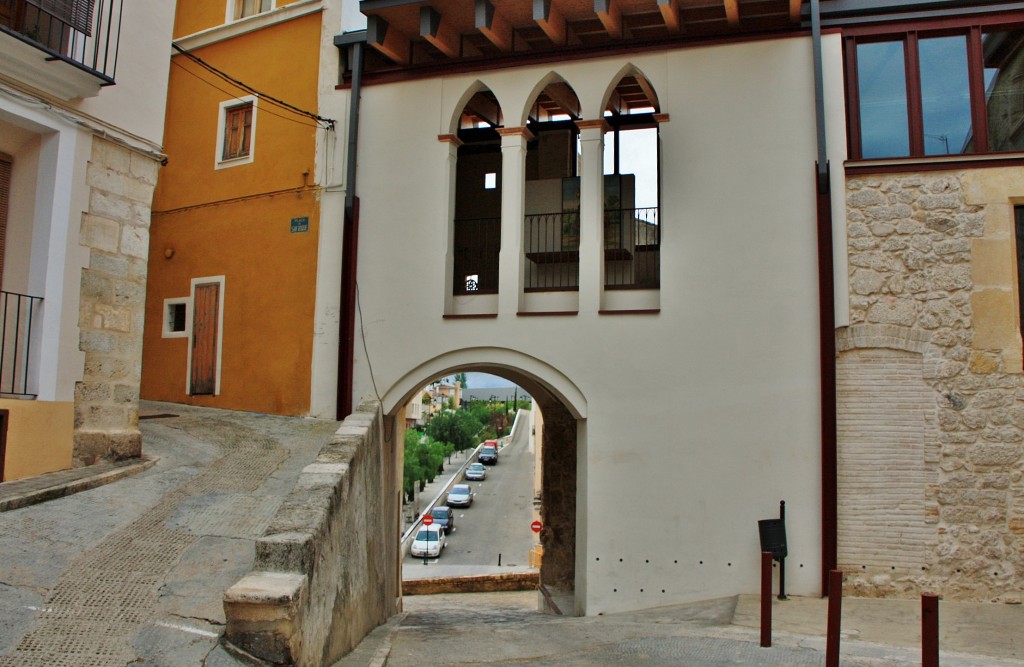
[524,211,580,292]
[453,208,660,295]
[0,0,122,82]
[453,217,500,295]
[1,290,42,397]
[605,207,660,289]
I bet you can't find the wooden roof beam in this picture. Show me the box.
[594,0,622,39]
[544,82,580,118]
[635,75,658,111]
[367,15,411,64]
[723,0,739,27]
[789,0,802,22]
[657,0,682,33]
[606,89,624,115]
[464,96,501,127]
[420,7,460,58]
[476,0,513,52]
[533,0,567,45]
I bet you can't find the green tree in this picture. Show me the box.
[402,430,449,496]
[455,372,468,387]
[426,410,483,452]
[403,429,426,500]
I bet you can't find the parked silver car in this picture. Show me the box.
[447,483,473,507]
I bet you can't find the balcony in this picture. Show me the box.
[604,207,660,290]
[524,211,580,292]
[0,291,42,398]
[0,0,122,99]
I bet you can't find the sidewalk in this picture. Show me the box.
[0,400,341,666]
[336,590,1024,667]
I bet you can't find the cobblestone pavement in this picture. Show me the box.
[0,401,340,667]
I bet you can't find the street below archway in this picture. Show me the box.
[403,412,536,575]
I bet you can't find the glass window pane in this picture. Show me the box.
[857,41,910,158]
[919,36,973,155]
[984,30,1024,152]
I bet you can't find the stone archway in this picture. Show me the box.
[383,348,586,613]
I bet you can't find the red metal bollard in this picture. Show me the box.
[760,551,772,647]
[825,569,843,667]
[922,594,940,667]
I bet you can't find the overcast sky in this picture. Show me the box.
[464,372,515,388]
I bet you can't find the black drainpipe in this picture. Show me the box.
[336,35,365,420]
[810,0,838,596]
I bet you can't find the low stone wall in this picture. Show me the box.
[403,571,540,596]
[222,401,399,665]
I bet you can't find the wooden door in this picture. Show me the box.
[190,282,219,395]
[0,409,8,482]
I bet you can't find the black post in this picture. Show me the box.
[778,500,788,600]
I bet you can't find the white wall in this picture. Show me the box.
[0,97,90,401]
[347,34,846,614]
[76,0,177,146]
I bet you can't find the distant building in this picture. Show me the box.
[0,0,174,479]
[461,387,532,405]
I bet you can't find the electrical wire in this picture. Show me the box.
[169,59,323,130]
[358,282,393,442]
[171,42,335,130]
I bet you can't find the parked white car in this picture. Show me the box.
[411,524,446,558]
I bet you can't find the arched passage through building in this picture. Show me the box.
[381,347,587,614]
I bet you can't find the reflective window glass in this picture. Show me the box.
[857,41,910,158]
[919,36,973,155]
[984,30,1024,152]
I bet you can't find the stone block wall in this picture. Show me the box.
[539,396,576,592]
[839,168,1024,602]
[74,137,158,466]
[223,401,400,666]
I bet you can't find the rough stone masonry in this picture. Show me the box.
[75,137,159,466]
[838,167,1024,602]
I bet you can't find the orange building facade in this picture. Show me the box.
[143,0,344,416]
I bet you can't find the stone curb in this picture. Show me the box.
[0,456,158,512]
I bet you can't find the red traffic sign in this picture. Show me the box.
[423,515,434,526]
[531,520,543,533]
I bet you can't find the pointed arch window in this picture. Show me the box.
[453,90,503,296]
[523,80,582,293]
[603,74,661,290]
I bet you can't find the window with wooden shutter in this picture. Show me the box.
[25,0,93,34]
[222,102,253,161]
[0,153,9,292]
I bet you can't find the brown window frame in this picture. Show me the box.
[845,16,1024,161]
[236,0,271,19]
[222,102,253,161]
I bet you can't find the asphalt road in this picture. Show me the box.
[404,420,536,569]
